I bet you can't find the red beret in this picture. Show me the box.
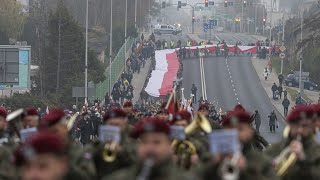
[171,110,192,124]
[222,105,251,127]
[24,107,38,116]
[198,104,209,111]
[287,105,314,124]
[0,108,7,119]
[42,108,66,127]
[14,131,66,166]
[312,104,320,118]
[123,101,133,108]
[103,108,127,122]
[234,104,246,112]
[131,116,170,138]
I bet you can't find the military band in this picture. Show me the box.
[1,101,320,180]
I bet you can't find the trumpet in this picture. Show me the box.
[219,152,241,180]
[102,141,117,162]
[171,113,212,169]
[274,133,301,177]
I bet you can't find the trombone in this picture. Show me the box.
[274,126,301,177]
[102,141,118,162]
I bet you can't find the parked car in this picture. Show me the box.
[154,24,182,35]
[284,74,318,91]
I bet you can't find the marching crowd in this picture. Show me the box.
[1,99,320,179]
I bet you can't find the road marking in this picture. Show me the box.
[230,75,232,79]
[233,89,236,92]
[236,97,239,101]
[199,57,207,100]
[235,93,237,96]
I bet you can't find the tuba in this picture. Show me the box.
[171,113,212,169]
[274,126,301,177]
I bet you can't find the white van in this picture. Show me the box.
[154,24,182,35]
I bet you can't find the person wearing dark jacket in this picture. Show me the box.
[271,83,278,99]
[251,110,261,133]
[79,112,94,146]
[282,97,290,116]
[268,110,278,133]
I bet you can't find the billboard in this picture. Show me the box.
[0,45,31,90]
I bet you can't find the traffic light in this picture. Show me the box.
[263,18,266,26]
[178,1,182,8]
[243,1,247,8]
[224,0,228,7]
[162,2,165,8]
[205,0,209,7]
[192,16,195,23]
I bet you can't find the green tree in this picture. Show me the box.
[0,0,26,44]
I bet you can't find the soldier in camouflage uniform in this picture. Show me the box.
[40,108,96,179]
[265,106,320,180]
[103,117,194,180]
[14,131,86,180]
[122,101,138,125]
[198,105,278,180]
[88,108,136,179]
[171,110,209,169]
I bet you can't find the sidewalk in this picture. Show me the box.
[251,57,293,118]
[131,59,152,103]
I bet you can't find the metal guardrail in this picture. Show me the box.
[95,38,134,100]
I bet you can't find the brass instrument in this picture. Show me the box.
[102,141,118,162]
[185,112,212,135]
[172,113,212,169]
[274,129,301,177]
[220,152,241,180]
[136,158,154,180]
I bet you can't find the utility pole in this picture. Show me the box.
[109,0,113,94]
[241,1,244,33]
[56,10,61,93]
[299,4,303,96]
[85,0,88,104]
[134,0,137,29]
[269,0,273,43]
[124,0,127,72]
[281,15,285,74]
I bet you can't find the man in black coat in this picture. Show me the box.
[191,84,197,103]
[79,112,95,146]
[271,83,278,99]
[251,110,261,133]
[282,97,290,116]
[268,110,278,133]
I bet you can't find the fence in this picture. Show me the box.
[95,38,134,100]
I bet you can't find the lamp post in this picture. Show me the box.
[124,0,127,72]
[85,0,88,104]
[109,0,113,94]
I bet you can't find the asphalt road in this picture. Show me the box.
[182,55,285,144]
[200,32,263,45]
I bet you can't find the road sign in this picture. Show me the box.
[203,28,208,32]
[279,45,286,52]
[279,53,286,59]
[208,19,218,27]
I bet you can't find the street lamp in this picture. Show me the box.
[85,0,88,104]
[124,0,127,72]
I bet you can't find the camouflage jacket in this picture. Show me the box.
[67,138,97,180]
[265,136,320,180]
[88,132,136,179]
[198,143,279,180]
[102,158,195,180]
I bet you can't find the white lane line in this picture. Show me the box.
[199,57,204,99]
[202,57,208,100]
[235,93,237,96]
[230,75,232,79]
[233,89,236,92]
